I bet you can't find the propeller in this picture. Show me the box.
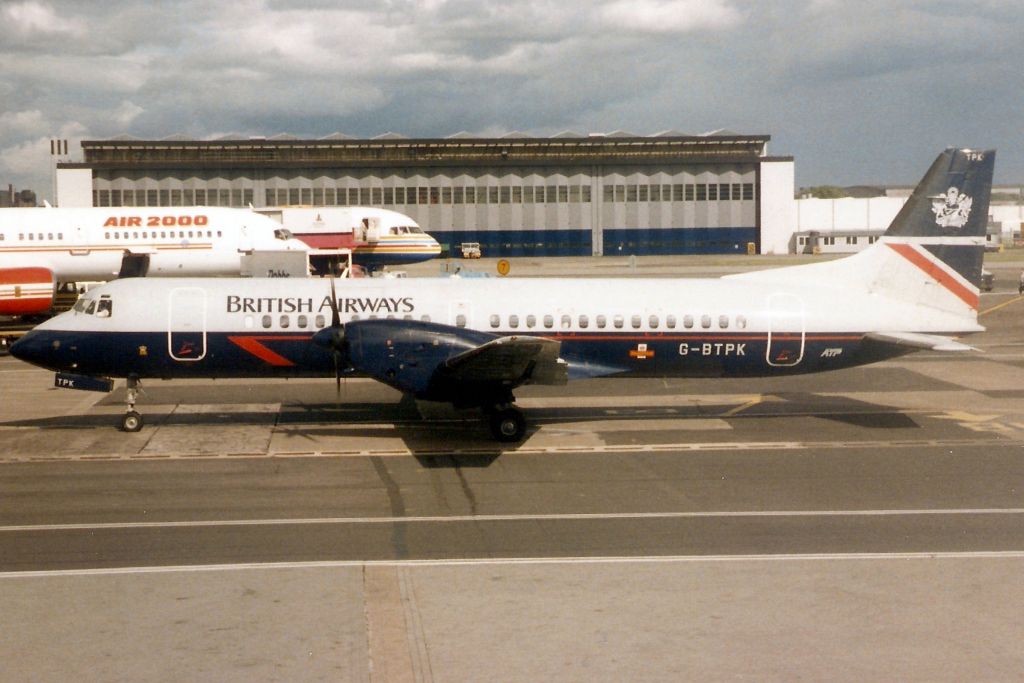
[312,275,350,397]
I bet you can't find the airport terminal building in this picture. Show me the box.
[55,132,796,256]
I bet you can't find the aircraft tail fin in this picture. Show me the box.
[727,148,995,323]
[882,147,994,289]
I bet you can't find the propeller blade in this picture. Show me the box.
[328,275,340,328]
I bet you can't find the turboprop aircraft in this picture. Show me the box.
[258,207,442,272]
[0,207,310,316]
[11,148,994,442]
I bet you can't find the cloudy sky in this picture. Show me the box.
[2,0,1021,201]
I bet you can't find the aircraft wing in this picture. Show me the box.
[337,319,567,405]
[864,331,978,352]
[443,335,567,385]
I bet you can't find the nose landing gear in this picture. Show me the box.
[119,376,144,432]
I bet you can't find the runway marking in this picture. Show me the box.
[980,295,1024,317]
[720,395,763,417]
[5,507,1024,533]
[0,436,1009,462]
[5,551,1024,579]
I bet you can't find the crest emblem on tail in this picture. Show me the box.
[931,187,973,229]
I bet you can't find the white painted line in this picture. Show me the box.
[5,551,1024,579]
[5,507,1024,533]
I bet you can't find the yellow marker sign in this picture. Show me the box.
[497,259,511,276]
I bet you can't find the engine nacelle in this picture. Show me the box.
[0,267,56,316]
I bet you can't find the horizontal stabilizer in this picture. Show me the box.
[864,331,978,352]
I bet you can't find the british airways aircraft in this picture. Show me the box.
[0,207,309,316]
[11,149,994,442]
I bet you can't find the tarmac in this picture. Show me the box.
[2,253,1024,681]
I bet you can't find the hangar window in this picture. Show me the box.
[798,236,807,246]
[743,183,755,200]
[543,314,553,329]
[649,185,660,201]
[679,184,691,201]
[719,184,731,200]
[570,186,580,202]
[512,186,522,203]
[465,187,476,203]
[683,314,694,329]
[490,314,500,328]
[602,186,614,202]
[823,236,836,246]
[534,186,545,202]
[868,236,878,244]
[708,184,718,201]
[733,183,742,199]
[846,236,858,245]
[627,185,637,202]
[264,189,275,205]
[613,315,624,329]
[701,314,712,329]
[499,187,510,203]
[526,314,536,328]
[523,186,534,203]
[638,185,648,202]
[697,184,708,201]
[453,188,463,204]
[261,315,272,329]
[418,187,429,204]
[614,185,625,202]
[558,186,568,203]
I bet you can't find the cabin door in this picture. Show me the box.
[168,287,207,362]
[765,293,805,367]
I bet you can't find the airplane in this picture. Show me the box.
[257,207,442,272]
[0,206,311,316]
[10,148,994,442]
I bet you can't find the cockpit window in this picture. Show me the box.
[407,226,423,234]
[274,228,295,241]
[73,298,90,313]
[73,295,112,317]
[96,298,112,318]
[84,300,97,315]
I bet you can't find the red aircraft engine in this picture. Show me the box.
[0,268,56,316]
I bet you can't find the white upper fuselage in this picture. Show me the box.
[0,206,308,281]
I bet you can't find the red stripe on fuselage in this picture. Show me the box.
[227,335,310,366]
[886,243,979,310]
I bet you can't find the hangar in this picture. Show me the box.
[55,131,795,257]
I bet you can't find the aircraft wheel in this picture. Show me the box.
[120,411,144,433]
[489,407,526,443]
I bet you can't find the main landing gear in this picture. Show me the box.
[120,376,144,432]
[486,404,527,443]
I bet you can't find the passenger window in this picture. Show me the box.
[596,315,607,329]
[490,314,500,328]
[280,316,290,328]
[456,314,466,328]
[631,315,641,329]
[297,315,308,329]
[262,315,272,329]
[315,314,326,328]
[736,315,747,329]
[666,315,676,329]
[649,315,659,329]
[509,315,520,329]
[543,315,554,329]
[244,315,254,329]
[684,314,694,329]
[420,314,431,322]
[561,314,571,329]
[579,315,588,329]
[719,315,729,329]
[613,315,624,329]
[526,314,536,328]
[701,315,711,329]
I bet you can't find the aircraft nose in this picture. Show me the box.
[10,329,65,371]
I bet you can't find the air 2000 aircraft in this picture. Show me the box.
[11,148,994,441]
[0,207,309,316]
